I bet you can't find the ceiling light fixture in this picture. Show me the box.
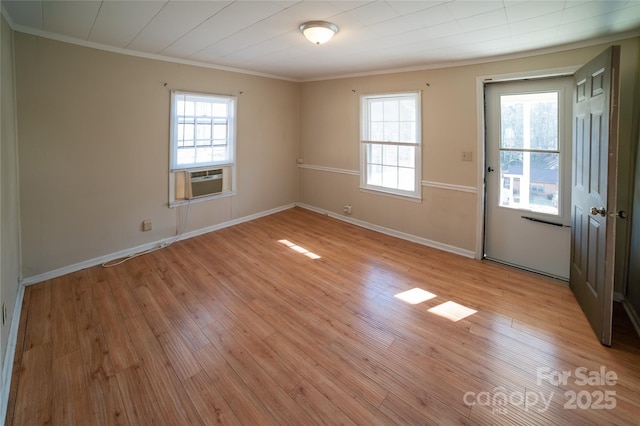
[299,21,338,45]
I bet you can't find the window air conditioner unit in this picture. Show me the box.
[187,168,223,199]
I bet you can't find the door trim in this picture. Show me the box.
[474,66,580,260]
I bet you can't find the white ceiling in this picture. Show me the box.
[2,1,640,81]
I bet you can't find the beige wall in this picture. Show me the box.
[1,14,21,389]
[15,34,299,278]
[299,37,640,265]
[11,30,640,289]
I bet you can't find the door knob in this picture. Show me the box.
[590,207,606,217]
[487,167,495,172]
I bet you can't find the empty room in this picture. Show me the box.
[1,1,640,424]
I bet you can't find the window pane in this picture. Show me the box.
[196,102,211,117]
[398,146,415,167]
[530,96,558,150]
[399,99,415,121]
[369,144,382,164]
[178,124,194,147]
[500,99,523,149]
[176,147,195,166]
[370,101,384,121]
[195,147,213,164]
[398,167,415,191]
[501,92,558,151]
[399,122,416,142]
[212,103,228,116]
[184,101,195,116]
[370,122,384,141]
[368,164,382,186]
[196,121,211,142]
[500,150,559,214]
[177,100,186,116]
[383,122,399,142]
[382,145,398,166]
[213,123,227,144]
[212,146,228,162]
[382,165,398,188]
[180,121,194,141]
[383,100,399,121]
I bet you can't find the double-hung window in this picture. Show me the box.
[170,91,236,170]
[360,91,421,199]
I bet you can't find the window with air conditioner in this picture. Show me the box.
[169,91,236,205]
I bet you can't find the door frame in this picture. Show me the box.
[474,66,581,260]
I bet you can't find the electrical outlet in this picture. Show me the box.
[343,204,352,215]
[142,219,152,232]
[462,151,473,161]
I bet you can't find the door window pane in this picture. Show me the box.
[500,151,559,214]
[500,92,558,150]
[499,91,560,215]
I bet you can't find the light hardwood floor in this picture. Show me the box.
[7,207,640,425]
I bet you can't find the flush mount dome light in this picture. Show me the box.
[299,21,338,45]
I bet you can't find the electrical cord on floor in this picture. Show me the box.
[101,200,191,268]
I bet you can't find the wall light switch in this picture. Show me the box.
[462,151,473,161]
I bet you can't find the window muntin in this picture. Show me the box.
[171,91,236,170]
[360,92,421,198]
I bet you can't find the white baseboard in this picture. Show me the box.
[20,203,296,287]
[0,284,25,425]
[295,202,475,259]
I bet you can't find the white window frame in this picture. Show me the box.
[170,90,236,171]
[360,91,422,200]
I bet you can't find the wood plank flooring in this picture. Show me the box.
[7,207,640,425]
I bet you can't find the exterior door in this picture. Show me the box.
[485,78,573,279]
[570,46,620,346]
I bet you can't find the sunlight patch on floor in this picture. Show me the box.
[278,239,321,259]
[394,288,437,304]
[428,301,477,322]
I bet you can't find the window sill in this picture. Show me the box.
[169,190,236,208]
[359,186,422,203]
